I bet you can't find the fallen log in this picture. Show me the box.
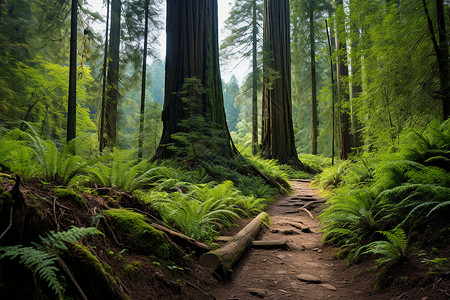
[199,212,270,273]
[251,240,290,249]
[149,222,212,255]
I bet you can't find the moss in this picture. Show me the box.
[54,188,85,207]
[122,261,142,277]
[102,209,172,259]
[68,243,129,300]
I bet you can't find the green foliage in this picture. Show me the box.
[318,122,449,267]
[361,228,409,268]
[87,148,160,192]
[0,226,102,299]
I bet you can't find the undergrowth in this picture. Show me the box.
[316,120,450,283]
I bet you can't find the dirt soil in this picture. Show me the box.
[211,180,450,300]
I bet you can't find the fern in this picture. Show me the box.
[362,228,408,267]
[0,226,102,299]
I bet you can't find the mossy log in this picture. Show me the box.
[199,212,269,274]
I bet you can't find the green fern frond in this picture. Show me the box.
[0,245,63,299]
[40,226,103,252]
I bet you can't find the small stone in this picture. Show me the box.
[317,249,322,253]
[296,274,321,283]
[421,297,428,300]
[320,284,337,291]
[277,254,286,260]
[262,258,268,262]
[312,247,320,251]
[245,288,270,298]
[276,270,287,274]
[305,261,320,267]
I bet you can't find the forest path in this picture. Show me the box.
[211,180,377,300]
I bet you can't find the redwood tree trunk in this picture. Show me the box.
[105,0,121,148]
[309,7,318,155]
[153,0,237,160]
[67,0,77,143]
[261,0,303,167]
[252,0,258,155]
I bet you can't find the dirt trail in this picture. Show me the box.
[211,180,378,300]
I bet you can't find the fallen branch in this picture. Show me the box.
[251,240,291,249]
[299,208,314,219]
[199,212,269,274]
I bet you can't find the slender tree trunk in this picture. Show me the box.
[138,0,149,160]
[261,0,303,168]
[325,19,336,165]
[436,0,449,120]
[252,0,258,155]
[153,0,237,160]
[67,0,77,143]
[423,0,449,120]
[99,0,110,154]
[309,7,318,155]
[334,0,352,160]
[105,0,121,148]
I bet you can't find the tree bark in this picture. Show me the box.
[105,0,121,148]
[67,0,77,143]
[153,0,237,160]
[309,7,318,155]
[199,212,269,273]
[252,0,258,155]
[99,0,110,154]
[138,0,149,160]
[261,0,303,168]
[334,0,352,160]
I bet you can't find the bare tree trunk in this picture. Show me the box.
[67,0,77,143]
[99,0,110,154]
[309,7,318,155]
[252,0,258,155]
[105,0,121,148]
[325,19,336,165]
[153,0,238,160]
[138,0,150,160]
[334,0,352,160]
[261,0,304,168]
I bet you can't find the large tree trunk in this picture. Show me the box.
[99,0,110,153]
[138,0,149,160]
[67,0,77,143]
[334,0,352,160]
[252,0,258,155]
[261,0,303,167]
[105,0,121,148]
[153,0,237,160]
[309,7,318,155]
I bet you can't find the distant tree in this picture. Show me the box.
[223,75,240,132]
[149,60,165,105]
[105,0,122,148]
[221,0,263,154]
[153,0,238,161]
[291,0,332,155]
[261,0,304,168]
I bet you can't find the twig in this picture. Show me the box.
[53,196,59,231]
[57,257,88,300]
[298,208,314,219]
[0,207,13,240]
[101,218,126,247]
[300,200,326,210]
[390,292,408,300]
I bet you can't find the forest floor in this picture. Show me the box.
[210,180,450,300]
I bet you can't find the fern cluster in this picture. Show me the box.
[0,226,102,299]
[318,121,450,267]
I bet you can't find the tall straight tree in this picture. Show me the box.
[261,0,303,167]
[334,0,352,160]
[221,0,263,155]
[105,0,121,148]
[67,0,77,142]
[138,0,150,160]
[153,0,237,160]
[422,0,449,120]
[99,0,110,153]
